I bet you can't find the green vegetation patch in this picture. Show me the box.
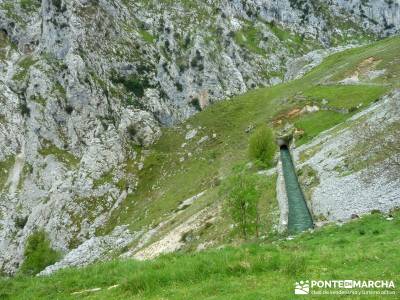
[294,111,347,146]
[18,230,61,276]
[248,125,277,169]
[0,2,26,27]
[0,156,15,190]
[111,72,150,99]
[0,30,15,61]
[3,211,400,299]
[304,84,387,110]
[267,21,319,54]
[292,84,388,145]
[93,170,114,188]
[52,81,66,98]
[234,23,265,56]
[30,95,46,106]
[0,31,8,49]
[139,29,155,43]
[20,0,41,11]
[12,56,37,81]
[39,143,80,167]
[325,36,400,86]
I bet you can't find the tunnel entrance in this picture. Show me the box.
[280,144,289,150]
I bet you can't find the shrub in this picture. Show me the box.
[52,0,63,11]
[15,216,28,229]
[111,72,150,98]
[65,105,74,114]
[248,125,276,169]
[19,230,61,275]
[175,82,183,92]
[220,165,261,239]
[127,124,137,138]
[190,50,203,69]
[19,103,30,117]
[124,77,149,98]
[178,62,187,73]
[190,98,201,111]
[183,35,191,48]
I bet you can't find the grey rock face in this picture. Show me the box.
[0,0,399,275]
[118,108,161,147]
[38,225,138,276]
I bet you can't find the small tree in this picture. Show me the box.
[220,165,261,238]
[19,230,61,275]
[248,125,276,169]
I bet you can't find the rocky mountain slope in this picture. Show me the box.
[295,90,400,222]
[0,0,399,275]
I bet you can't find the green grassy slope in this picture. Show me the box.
[2,211,399,299]
[99,37,400,251]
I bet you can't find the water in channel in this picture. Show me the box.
[280,145,314,234]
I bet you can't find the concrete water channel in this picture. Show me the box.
[280,145,314,234]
